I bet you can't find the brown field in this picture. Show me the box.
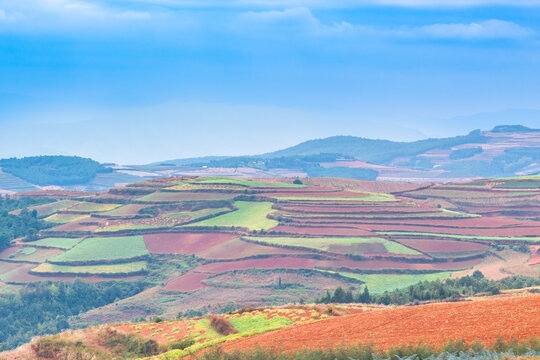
[221,295,540,353]
[270,225,375,236]
[394,238,489,254]
[143,232,237,254]
[197,238,315,260]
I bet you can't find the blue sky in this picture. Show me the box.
[0,0,539,164]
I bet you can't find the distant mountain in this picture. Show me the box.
[262,130,486,163]
[155,125,539,182]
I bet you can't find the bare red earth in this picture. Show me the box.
[394,238,489,254]
[221,295,540,353]
[143,232,237,254]
[270,225,374,236]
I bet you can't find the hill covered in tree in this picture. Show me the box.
[0,156,112,186]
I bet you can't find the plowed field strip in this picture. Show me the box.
[221,295,540,353]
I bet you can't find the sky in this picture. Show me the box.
[0,0,540,164]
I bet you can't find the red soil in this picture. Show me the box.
[279,205,431,214]
[197,238,315,260]
[270,225,374,236]
[221,295,540,353]
[394,238,489,254]
[264,191,369,198]
[164,271,210,291]
[333,217,529,227]
[354,223,540,237]
[197,257,317,273]
[143,232,237,254]
[164,257,318,291]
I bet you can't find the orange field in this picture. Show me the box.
[221,294,540,353]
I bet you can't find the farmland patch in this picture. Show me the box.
[49,236,149,264]
[188,201,278,230]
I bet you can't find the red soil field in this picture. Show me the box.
[197,238,315,260]
[138,191,236,202]
[165,254,483,292]
[315,256,482,271]
[165,257,318,291]
[270,225,375,236]
[279,205,432,214]
[302,177,428,194]
[164,271,210,291]
[394,238,489,254]
[355,223,540,237]
[221,295,540,353]
[197,257,317,273]
[263,191,369,198]
[340,217,537,228]
[143,232,237,254]
[0,262,143,284]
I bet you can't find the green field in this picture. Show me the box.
[380,231,540,242]
[66,202,122,213]
[188,201,278,230]
[23,199,80,217]
[43,213,90,224]
[27,237,84,249]
[493,180,540,189]
[323,271,453,293]
[49,236,149,264]
[196,177,306,188]
[31,261,147,275]
[244,236,421,255]
[165,207,231,220]
[99,204,149,217]
[228,313,292,333]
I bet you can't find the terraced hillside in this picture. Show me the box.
[0,176,538,326]
[4,293,540,360]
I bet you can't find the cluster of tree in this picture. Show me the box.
[0,155,112,185]
[185,131,487,173]
[264,130,487,164]
[0,209,51,250]
[317,272,540,306]
[449,147,483,160]
[442,147,540,177]
[0,280,148,350]
[0,197,53,213]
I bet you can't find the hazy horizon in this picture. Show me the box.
[1,0,540,163]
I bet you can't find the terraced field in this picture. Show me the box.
[49,236,149,264]
[0,175,538,315]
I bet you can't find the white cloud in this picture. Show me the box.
[107,0,540,8]
[236,9,533,40]
[237,7,354,34]
[413,20,533,39]
[0,0,151,24]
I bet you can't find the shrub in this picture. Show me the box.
[169,338,196,350]
[209,316,239,336]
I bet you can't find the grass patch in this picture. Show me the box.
[27,237,83,249]
[165,207,230,220]
[245,236,421,255]
[43,213,90,224]
[380,232,540,242]
[66,202,122,213]
[31,261,147,275]
[188,202,278,230]
[24,199,80,218]
[494,180,540,189]
[49,236,149,264]
[228,313,292,333]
